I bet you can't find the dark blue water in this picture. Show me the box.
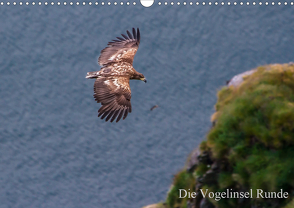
[0,3,293,208]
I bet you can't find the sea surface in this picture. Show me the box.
[0,2,293,208]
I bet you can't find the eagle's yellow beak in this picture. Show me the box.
[140,78,147,83]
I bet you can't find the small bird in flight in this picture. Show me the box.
[150,105,159,111]
[86,28,147,123]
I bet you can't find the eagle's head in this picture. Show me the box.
[133,73,147,83]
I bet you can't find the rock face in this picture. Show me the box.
[143,63,294,208]
[226,69,256,87]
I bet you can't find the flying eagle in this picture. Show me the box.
[86,28,146,123]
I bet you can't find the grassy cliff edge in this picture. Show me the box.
[143,63,294,208]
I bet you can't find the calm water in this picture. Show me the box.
[0,3,293,208]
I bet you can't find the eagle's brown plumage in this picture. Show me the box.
[99,27,140,66]
[86,28,146,123]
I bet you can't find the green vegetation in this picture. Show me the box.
[166,170,195,208]
[164,64,294,208]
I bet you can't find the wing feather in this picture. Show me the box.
[121,34,128,39]
[98,28,140,66]
[127,30,133,39]
[123,108,129,120]
[116,108,125,122]
[105,110,116,122]
[111,109,121,123]
[132,28,136,39]
[101,110,111,119]
[93,76,132,122]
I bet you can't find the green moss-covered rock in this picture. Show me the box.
[205,64,294,207]
[146,63,294,208]
[166,170,195,208]
[205,64,294,208]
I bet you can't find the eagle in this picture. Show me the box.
[86,28,146,123]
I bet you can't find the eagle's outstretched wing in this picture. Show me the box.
[98,28,140,66]
[93,76,132,122]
